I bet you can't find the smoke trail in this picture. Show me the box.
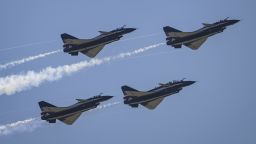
[93,101,120,111]
[0,102,120,136]
[0,43,164,96]
[0,117,45,136]
[0,40,58,52]
[0,33,158,52]
[0,50,60,69]
[120,33,160,42]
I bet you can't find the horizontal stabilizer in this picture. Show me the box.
[185,37,208,50]
[141,98,164,110]
[47,119,56,123]
[69,52,78,56]
[58,113,82,125]
[173,44,182,48]
[80,45,105,58]
[129,104,139,108]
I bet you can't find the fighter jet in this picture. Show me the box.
[163,17,240,50]
[38,94,113,125]
[61,25,136,58]
[122,79,195,110]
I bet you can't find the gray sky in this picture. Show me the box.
[0,0,255,144]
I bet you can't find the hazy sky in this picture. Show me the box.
[0,0,255,144]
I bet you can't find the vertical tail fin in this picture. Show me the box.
[163,26,182,36]
[121,85,146,97]
[38,101,56,111]
[121,85,139,95]
[61,33,78,43]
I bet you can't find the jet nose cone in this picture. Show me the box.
[188,81,196,85]
[127,28,136,33]
[103,96,114,100]
[184,81,196,86]
[229,19,240,25]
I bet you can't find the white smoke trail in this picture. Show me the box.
[0,117,45,136]
[0,40,58,52]
[0,33,158,52]
[0,50,60,69]
[94,101,121,111]
[0,102,120,136]
[120,33,160,42]
[0,43,164,96]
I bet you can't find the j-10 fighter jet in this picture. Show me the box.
[61,25,136,58]
[122,79,195,110]
[39,94,113,125]
[163,18,239,50]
